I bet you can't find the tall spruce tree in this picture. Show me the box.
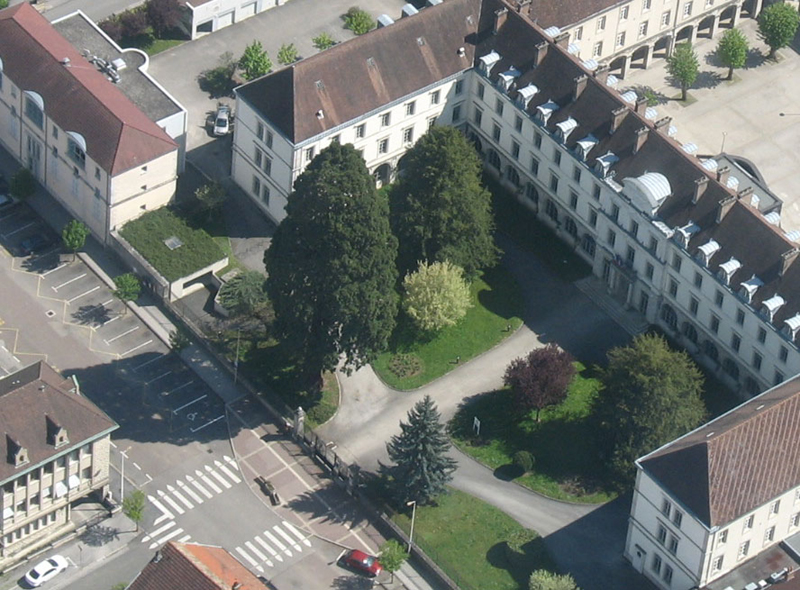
[385,395,457,505]
[264,143,398,377]
[390,126,498,281]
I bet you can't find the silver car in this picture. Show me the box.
[213,105,231,136]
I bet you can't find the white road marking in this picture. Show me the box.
[274,525,301,552]
[255,535,283,562]
[146,370,172,384]
[224,455,240,471]
[167,484,194,510]
[121,340,154,357]
[150,527,185,549]
[104,325,139,344]
[142,520,175,542]
[67,285,100,304]
[52,273,86,292]
[235,547,264,573]
[66,557,78,568]
[134,355,165,371]
[245,541,273,568]
[264,530,291,557]
[177,479,203,504]
[215,459,241,483]
[162,380,194,397]
[195,469,222,494]
[172,394,206,414]
[178,534,192,542]
[132,462,141,471]
[191,414,225,433]
[101,299,114,306]
[157,489,185,515]
[283,521,313,547]
[186,474,213,499]
[101,315,120,326]
[109,441,117,448]
[41,262,67,277]
[5,221,36,237]
[205,465,231,489]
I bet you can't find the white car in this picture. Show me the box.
[213,105,231,136]
[24,555,68,587]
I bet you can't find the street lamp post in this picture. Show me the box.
[406,500,417,554]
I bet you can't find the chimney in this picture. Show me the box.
[737,186,754,200]
[593,64,609,84]
[573,74,588,102]
[554,32,570,48]
[633,127,648,154]
[493,7,508,34]
[693,177,708,203]
[634,97,648,115]
[716,195,736,223]
[780,248,800,277]
[610,106,627,134]
[514,0,531,12]
[533,41,548,66]
[654,116,672,134]
[716,165,730,185]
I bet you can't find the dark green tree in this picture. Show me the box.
[169,328,191,352]
[385,395,457,505]
[758,2,800,59]
[666,43,699,101]
[62,219,90,262]
[264,143,398,377]
[344,7,375,35]
[144,0,182,38]
[10,168,35,200]
[390,126,498,280]
[218,270,268,318]
[716,28,749,80]
[592,333,706,486]
[238,41,272,81]
[122,489,146,531]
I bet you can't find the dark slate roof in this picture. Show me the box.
[526,0,622,28]
[128,542,266,590]
[0,3,177,175]
[640,374,800,528]
[236,0,481,143]
[0,362,117,484]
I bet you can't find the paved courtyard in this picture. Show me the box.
[623,19,800,230]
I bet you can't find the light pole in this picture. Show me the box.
[779,112,800,117]
[720,131,727,154]
[406,500,417,554]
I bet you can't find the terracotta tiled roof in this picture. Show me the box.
[526,0,621,29]
[0,3,177,175]
[128,542,265,590]
[640,374,800,528]
[0,362,117,484]
[236,0,482,143]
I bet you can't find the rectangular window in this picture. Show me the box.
[252,175,261,197]
[616,32,626,47]
[512,141,520,160]
[643,0,652,10]
[694,272,703,289]
[495,98,504,116]
[639,292,649,314]
[492,123,501,141]
[514,115,523,133]
[380,112,391,127]
[736,308,745,326]
[608,230,617,248]
[305,147,315,162]
[554,150,562,166]
[792,513,800,528]
[620,6,629,20]
[646,262,654,280]
[403,127,414,144]
[649,235,658,252]
[690,297,699,316]
[405,101,416,116]
[626,246,635,266]
[718,529,728,545]
[593,41,603,57]
[780,346,788,363]
[52,126,58,139]
[765,526,775,544]
[663,565,673,585]
[569,191,579,210]
[668,279,678,297]
[738,540,750,559]
[758,327,767,344]
[715,290,724,308]
[661,499,670,519]
[597,15,607,31]
[474,108,483,126]
[710,315,720,333]
[427,116,436,129]
[661,10,671,26]
[630,220,638,238]
[452,104,462,123]
[611,204,620,221]
[574,26,583,41]
[330,134,340,145]
[753,352,763,371]
[530,157,539,176]
[573,166,582,183]
[378,138,389,154]
[744,514,755,530]
[683,1,693,17]
[477,83,485,100]
[67,138,86,170]
[550,173,559,193]
[356,124,366,139]
[546,200,559,222]
[256,121,264,141]
[430,90,440,105]
[652,553,662,574]
[668,536,679,555]
[261,184,270,205]
[589,210,598,228]
[455,79,464,95]
[731,333,741,352]
[534,131,542,149]
[776,371,785,385]
[672,253,682,271]
[771,500,781,516]
[712,556,723,573]
[266,130,273,148]
[262,155,272,177]
[95,167,101,181]
[593,184,601,200]
[639,21,649,37]
[673,510,683,529]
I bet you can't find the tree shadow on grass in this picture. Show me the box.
[485,535,555,589]
[476,265,524,320]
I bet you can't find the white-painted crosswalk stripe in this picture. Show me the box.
[148,495,174,524]
[196,469,222,494]
[264,529,291,557]
[205,465,232,489]
[245,541,274,568]
[150,527,185,549]
[215,459,241,484]
[158,489,185,515]
[178,534,192,542]
[142,520,175,543]
[235,547,264,573]
[177,479,203,504]
[187,474,213,499]
[168,484,194,510]
[255,535,283,562]
[283,521,313,547]
[274,525,301,552]
[224,455,239,470]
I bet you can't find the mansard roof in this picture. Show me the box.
[640,374,800,528]
[523,0,622,29]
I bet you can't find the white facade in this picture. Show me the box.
[183,0,284,39]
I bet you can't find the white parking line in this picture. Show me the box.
[195,469,222,494]
[149,527,185,550]
[162,380,195,397]
[205,465,231,489]
[142,520,175,542]
[67,285,100,304]
[157,489,185,515]
[172,394,206,414]
[190,414,225,433]
[121,340,153,357]
[132,462,141,471]
[255,535,283,562]
[101,315,120,326]
[41,262,68,277]
[134,355,166,372]
[146,370,172,384]
[52,273,86,292]
[104,325,139,344]
[4,221,36,237]
[186,474,213,499]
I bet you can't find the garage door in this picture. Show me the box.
[217,10,234,29]
[241,2,257,17]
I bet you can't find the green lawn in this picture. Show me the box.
[143,38,184,56]
[372,265,523,389]
[450,363,617,504]
[391,489,555,590]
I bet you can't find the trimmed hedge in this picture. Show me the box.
[120,208,225,282]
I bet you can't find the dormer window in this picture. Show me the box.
[594,151,619,178]
[66,132,87,170]
[24,91,44,130]
[6,435,28,468]
[498,67,520,92]
[675,222,699,248]
[575,134,598,161]
[783,314,800,340]
[516,84,539,109]
[479,51,501,76]
[718,257,742,285]
[762,295,785,322]
[555,117,578,144]
[739,276,763,303]
[46,415,69,449]
[697,240,720,266]
[536,100,559,125]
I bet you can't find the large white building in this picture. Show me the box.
[626,373,800,590]
[0,3,186,244]
[180,0,286,39]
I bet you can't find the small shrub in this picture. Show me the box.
[313,32,336,50]
[344,7,375,35]
[506,528,538,554]
[277,43,299,65]
[388,353,423,378]
[513,450,535,474]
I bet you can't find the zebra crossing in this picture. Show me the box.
[234,521,313,574]
[142,455,241,549]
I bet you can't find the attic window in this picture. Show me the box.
[479,51,501,76]
[739,276,763,303]
[6,435,28,468]
[555,117,578,143]
[498,67,520,92]
[696,240,720,266]
[315,80,325,90]
[594,151,619,178]
[575,134,598,161]
[366,57,376,68]
[516,84,539,108]
[535,100,559,125]
[762,295,785,321]
[46,416,69,449]
[417,37,425,46]
[717,257,742,285]
[674,222,699,247]
[316,110,324,120]
[783,313,800,339]
[620,90,637,104]
[164,236,183,250]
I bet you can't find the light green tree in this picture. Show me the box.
[122,489,146,532]
[218,270,269,319]
[312,32,336,50]
[277,43,299,65]
[529,570,580,590]
[62,219,90,262]
[344,7,375,35]
[666,43,699,101]
[758,2,800,59]
[403,260,472,333]
[238,40,272,80]
[113,273,142,316]
[378,540,407,582]
[194,181,227,222]
[716,28,749,80]
[169,328,191,352]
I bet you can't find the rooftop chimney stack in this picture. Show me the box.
[737,186,754,200]
[593,63,609,84]
[780,248,800,277]
[654,116,672,134]
[693,177,709,203]
[572,74,588,102]
[554,32,570,48]
[716,165,730,185]
[634,97,648,114]
[610,106,627,134]
[716,195,737,224]
[493,7,508,34]
[533,41,548,66]
[633,127,649,154]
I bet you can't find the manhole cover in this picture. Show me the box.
[46,310,56,318]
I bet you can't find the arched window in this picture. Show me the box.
[507,166,520,187]
[682,322,698,344]
[487,150,501,170]
[24,90,44,130]
[703,340,719,362]
[744,377,761,396]
[661,304,678,330]
[581,234,596,257]
[722,359,740,381]
[565,217,578,239]
[525,183,539,204]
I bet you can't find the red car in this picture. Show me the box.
[340,549,383,577]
